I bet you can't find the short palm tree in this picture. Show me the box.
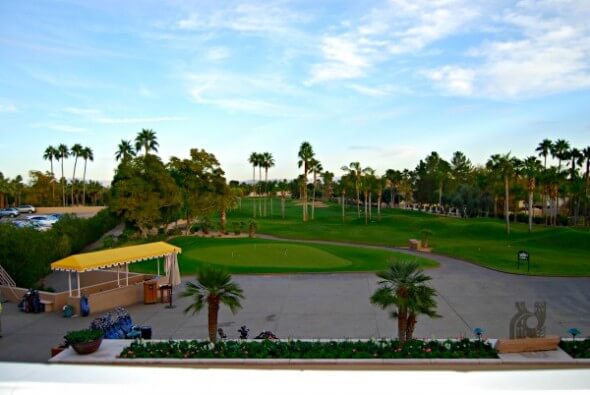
[135,129,159,156]
[115,140,136,161]
[371,260,439,344]
[261,152,275,217]
[70,143,83,205]
[309,158,323,220]
[297,142,315,222]
[248,152,259,218]
[181,266,244,343]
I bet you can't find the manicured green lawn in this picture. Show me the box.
[130,237,438,275]
[225,198,590,276]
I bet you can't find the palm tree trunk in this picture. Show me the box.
[364,191,368,225]
[221,209,227,234]
[405,312,417,341]
[377,195,382,220]
[390,186,394,208]
[61,158,65,207]
[398,308,408,344]
[493,195,498,218]
[369,192,372,221]
[528,191,533,233]
[50,159,55,205]
[311,177,316,220]
[356,188,360,218]
[258,167,262,217]
[281,196,285,220]
[264,168,268,217]
[72,156,78,206]
[438,183,443,206]
[252,166,256,218]
[505,176,510,235]
[341,191,345,223]
[82,159,88,206]
[208,298,220,343]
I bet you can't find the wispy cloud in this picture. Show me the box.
[422,0,590,98]
[64,107,100,115]
[96,116,187,124]
[0,101,17,113]
[348,84,397,97]
[31,123,87,133]
[205,47,231,62]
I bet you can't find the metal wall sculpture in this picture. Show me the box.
[509,301,547,339]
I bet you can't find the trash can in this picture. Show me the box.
[159,285,172,304]
[143,280,158,304]
[141,326,152,340]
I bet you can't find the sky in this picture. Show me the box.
[1,0,589,184]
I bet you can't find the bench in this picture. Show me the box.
[40,299,54,313]
[495,336,560,353]
[409,239,421,250]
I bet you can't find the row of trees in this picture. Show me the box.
[109,130,239,237]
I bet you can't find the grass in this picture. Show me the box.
[223,198,590,276]
[130,237,438,275]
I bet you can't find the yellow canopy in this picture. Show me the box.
[51,241,182,273]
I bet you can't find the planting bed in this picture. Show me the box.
[119,339,498,360]
[560,340,590,359]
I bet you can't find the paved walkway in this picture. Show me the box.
[1,237,589,363]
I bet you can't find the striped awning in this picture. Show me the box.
[50,241,182,273]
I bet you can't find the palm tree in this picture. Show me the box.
[43,146,59,205]
[487,153,517,234]
[362,168,376,224]
[297,142,315,222]
[536,139,553,219]
[341,162,366,219]
[370,260,439,344]
[309,159,323,220]
[385,169,402,208]
[321,171,334,201]
[582,147,590,225]
[81,147,94,206]
[181,266,244,343]
[70,144,83,206]
[135,129,159,156]
[519,156,542,232]
[56,144,69,207]
[261,152,275,217]
[248,152,259,218]
[277,179,289,220]
[115,140,136,161]
[551,139,570,218]
[376,175,387,220]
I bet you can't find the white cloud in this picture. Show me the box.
[205,47,230,62]
[348,84,395,97]
[63,107,100,115]
[423,0,590,98]
[32,123,87,133]
[96,116,187,124]
[0,101,17,112]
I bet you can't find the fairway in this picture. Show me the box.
[130,237,438,275]
[227,198,590,276]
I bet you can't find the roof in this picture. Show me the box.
[51,241,182,273]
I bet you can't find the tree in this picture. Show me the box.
[487,153,517,234]
[341,162,366,219]
[309,159,323,220]
[370,260,439,344]
[56,144,69,207]
[519,156,542,232]
[384,169,402,208]
[43,146,59,205]
[110,154,180,237]
[362,167,376,224]
[321,171,335,201]
[115,140,136,161]
[70,144,83,206]
[450,151,473,191]
[536,139,553,219]
[582,147,590,225]
[248,152,259,218]
[551,139,570,218]
[135,129,159,156]
[261,152,275,217]
[181,266,244,343]
[81,147,94,206]
[277,179,289,219]
[375,175,387,220]
[297,142,315,222]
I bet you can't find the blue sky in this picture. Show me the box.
[1,0,589,183]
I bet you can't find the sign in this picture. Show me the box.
[517,250,530,272]
[509,301,547,339]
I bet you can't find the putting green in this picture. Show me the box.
[190,243,349,269]
[129,237,438,275]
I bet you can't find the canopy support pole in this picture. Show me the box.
[77,272,81,297]
[126,263,129,286]
[117,265,120,287]
[157,258,160,276]
[68,272,72,297]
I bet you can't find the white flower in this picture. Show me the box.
[208,342,215,350]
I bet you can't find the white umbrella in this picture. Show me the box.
[164,254,181,309]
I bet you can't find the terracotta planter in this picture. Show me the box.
[51,345,67,357]
[71,337,103,355]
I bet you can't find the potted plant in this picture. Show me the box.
[64,328,104,355]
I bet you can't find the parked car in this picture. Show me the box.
[16,204,36,214]
[0,207,19,218]
[11,220,35,229]
[27,215,59,227]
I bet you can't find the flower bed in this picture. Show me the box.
[559,339,590,359]
[119,339,498,359]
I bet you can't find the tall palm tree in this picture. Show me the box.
[582,147,590,225]
[70,143,83,206]
[341,162,366,219]
[81,147,94,206]
[536,139,553,219]
[309,159,323,220]
[248,152,259,218]
[115,140,136,161]
[181,266,244,343]
[43,146,59,205]
[487,153,517,234]
[371,260,439,344]
[261,152,275,217]
[56,144,69,207]
[297,142,315,222]
[551,139,570,218]
[519,156,542,232]
[135,129,159,156]
[362,167,376,224]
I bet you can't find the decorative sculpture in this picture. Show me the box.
[509,301,546,339]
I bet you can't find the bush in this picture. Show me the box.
[0,209,120,288]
